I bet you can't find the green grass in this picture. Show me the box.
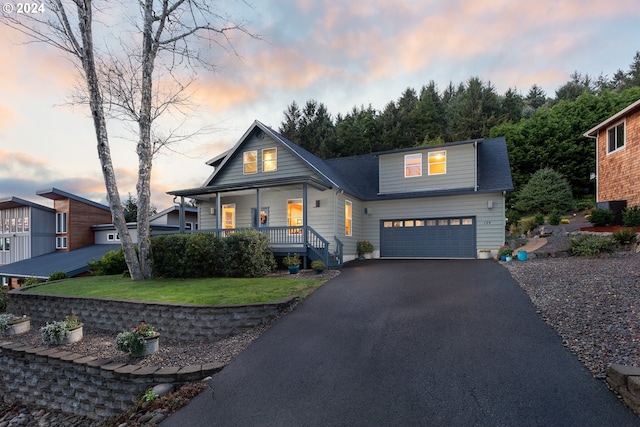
[22,275,327,305]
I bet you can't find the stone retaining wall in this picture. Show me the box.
[607,364,640,416]
[7,288,296,340]
[0,341,224,420]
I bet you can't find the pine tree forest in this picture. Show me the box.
[279,51,640,198]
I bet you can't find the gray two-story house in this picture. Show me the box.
[169,121,513,267]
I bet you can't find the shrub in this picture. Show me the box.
[519,217,537,234]
[116,323,156,356]
[151,233,225,278]
[0,287,7,312]
[88,248,128,276]
[311,259,326,271]
[613,228,638,245]
[41,321,70,346]
[357,240,374,255]
[506,209,521,228]
[48,271,68,281]
[548,210,562,226]
[534,212,545,226]
[283,253,301,267]
[23,277,40,286]
[588,208,614,227]
[622,205,640,227]
[514,168,573,214]
[570,234,616,256]
[575,197,596,211]
[221,230,276,278]
[509,223,521,238]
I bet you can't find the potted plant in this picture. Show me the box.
[477,249,492,259]
[311,259,326,274]
[116,322,159,357]
[41,314,83,346]
[497,245,513,261]
[357,240,374,259]
[0,313,30,336]
[283,253,301,274]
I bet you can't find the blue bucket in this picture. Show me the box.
[517,251,527,261]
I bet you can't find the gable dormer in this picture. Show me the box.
[378,140,478,195]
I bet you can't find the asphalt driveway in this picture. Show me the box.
[161,260,640,427]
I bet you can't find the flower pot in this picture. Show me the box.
[132,334,160,357]
[477,251,491,259]
[517,251,528,261]
[505,256,513,262]
[288,265,299,274]
[61,324,83,345]
[5,318,30,336]
[500,255,507,261]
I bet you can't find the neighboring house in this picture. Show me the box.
[0,188,115,285]
[0,197,56,266]
[168,120,513,267]
[584,98,640,209]
[150,205,199,231]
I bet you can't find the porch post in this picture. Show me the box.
[302,183,308,269]
[216,192,221,231]
[179,196,185,233]
[256,188,261,230]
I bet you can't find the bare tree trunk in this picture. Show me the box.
[74,0,144,280]
[135,0,158,280]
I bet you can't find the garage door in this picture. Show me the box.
[380,217,476,258]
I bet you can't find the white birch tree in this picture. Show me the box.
[2,0,255,280]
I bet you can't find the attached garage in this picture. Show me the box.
[380,217,476,259]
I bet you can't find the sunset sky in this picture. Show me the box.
[1,0,639,209]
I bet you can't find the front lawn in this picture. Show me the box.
[22,275,326,305]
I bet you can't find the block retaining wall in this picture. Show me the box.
[7,288,296,340]
[0,341,224,420]
[2,291,295,420]
[607,364,640,416]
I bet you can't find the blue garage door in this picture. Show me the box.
[380,217,476,258]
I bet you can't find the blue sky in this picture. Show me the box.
[1,0,639,209]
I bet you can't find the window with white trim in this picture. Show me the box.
[107,233,120,242]
[262,148,277,172]
[56,212,67,234]
[428,150,446,175]
[404,153,422,177]
[345,200,352,236]
[222,204,236,229]
[56,236,67,249]
[287,199,303,234]
[243,150,258,174]
[607,121,625,153]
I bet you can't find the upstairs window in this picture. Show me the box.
[428,150,446,175]
[243,150,257,174]
[56,212,67,234]
[262,148,277,172]
[404,153,422,177]
[607,121,625,153]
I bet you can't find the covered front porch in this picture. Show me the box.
[167,180,344,269]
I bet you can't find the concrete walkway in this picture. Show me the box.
[161,260,639,427]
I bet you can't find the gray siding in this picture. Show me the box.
[379,144,476,194]
[211,134,322,186]
[360,192,505,258]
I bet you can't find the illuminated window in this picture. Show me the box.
[222,204,235,229]
[262,148,277,172]
[345,200,352,236]
[404,153,422,177]
[462,218,473,225]
[243,150,257,174]
[17,218,22,233]
[428,151,446,175]
[450,219,460,225]
[23,217,29,232]
[287,199,303,234]
[607,121,625,153]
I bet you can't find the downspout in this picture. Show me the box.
[474,141,478,191]
[179,196,185,233]
[256,188,261,230]
[584,132,598,203]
